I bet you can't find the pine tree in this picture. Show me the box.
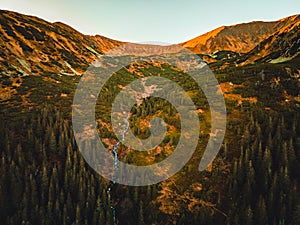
[138,201,146,225]
[255,196,268,225]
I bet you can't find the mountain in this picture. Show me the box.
[180,15,300,55]
[1,10,299,76]
[238,15,300,65]
[0,10,123,76]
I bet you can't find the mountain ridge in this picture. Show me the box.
[238,14,300,65]
[0,9,299,76]
[0,10,124,76]
[180,15,300,55]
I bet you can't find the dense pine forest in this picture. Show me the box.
[1,56,300,224]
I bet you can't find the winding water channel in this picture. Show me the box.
[107,115,129,225]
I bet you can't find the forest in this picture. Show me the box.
[0,59,300,225]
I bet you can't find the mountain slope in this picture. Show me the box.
[180,15,300,55]
[1,9,300,77]
[0,10,123,76]
[239,15,300,65]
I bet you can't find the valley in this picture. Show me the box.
[0,9,300,225]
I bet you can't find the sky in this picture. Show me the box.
[1,0,300,44]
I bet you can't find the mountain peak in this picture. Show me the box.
[181,26,226,48]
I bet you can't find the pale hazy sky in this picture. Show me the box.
[1,0,299,43]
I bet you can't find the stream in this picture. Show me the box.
[107,115,129,225]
